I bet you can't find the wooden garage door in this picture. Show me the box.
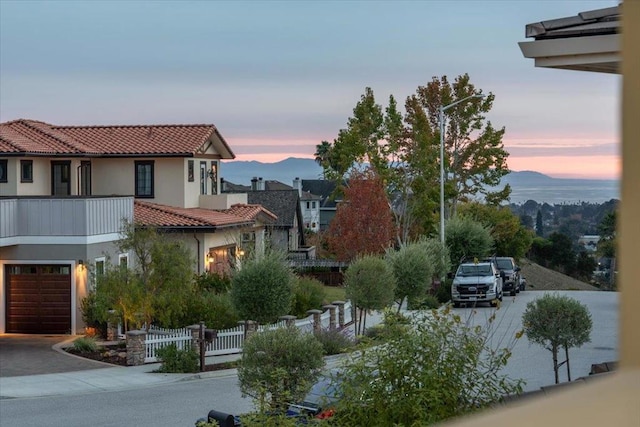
[5,265,72,334]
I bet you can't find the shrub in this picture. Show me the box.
[407,293,440,310]
[433,278,452,304]
[313,328,356,355]
[231,251,294,324]
[238,326,324,412]
[185,291,240,330]
[332,306,524,426]
[80,292,107,338]
[155,343,199,373]
[291,276,327,318]
[73,336,98,353]
[194,272,232,294]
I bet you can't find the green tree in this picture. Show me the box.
[522,293,592,384]
[445,216,494,267]
[332,307,523,426]
[597,210,617,258]
[94,221,195,330]
[230,251,294,324]
[548,232,576,273]
[317,74,510,244]
[344,255,396,334]
[458,202,533,259]
[385,241,434,312]
[238,326,324,412]
[325,168,397,262]
[535,210,544,237]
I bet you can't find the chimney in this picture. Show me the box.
[293,177,302,197]
[251,177,258,191]
[258,177,265,191]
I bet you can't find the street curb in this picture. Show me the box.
[51,335,122,369]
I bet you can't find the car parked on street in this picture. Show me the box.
[485,257,522,296]
[451,260,503,307]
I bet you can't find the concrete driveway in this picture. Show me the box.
[0,335,111,378]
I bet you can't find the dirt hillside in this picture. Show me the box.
[519,259,600,291]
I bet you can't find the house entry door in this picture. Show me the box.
[51,161,71,196]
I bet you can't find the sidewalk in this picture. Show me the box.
[0,353,243,399]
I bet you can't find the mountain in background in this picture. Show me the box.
[220,158,619,205]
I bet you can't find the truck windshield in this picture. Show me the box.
[496,259,514,270]
[457,265,492,276]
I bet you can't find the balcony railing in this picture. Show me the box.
[0,196,133,246]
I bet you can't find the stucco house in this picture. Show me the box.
[0,119,275,334]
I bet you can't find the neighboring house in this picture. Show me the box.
[293,177,322,233]
[0,119,275,334]
[578,235,600,253]
[301,179,341,231]
[222,177,307,254]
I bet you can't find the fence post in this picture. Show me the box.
[239,320,258,340]
[332,301,346,328]
[323,304,337,330]
[307,309,323,333]
[187,324,201,352]
[279,315,296,327]
[126,330,146,366]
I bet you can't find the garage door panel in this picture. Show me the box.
[6,265,72,334]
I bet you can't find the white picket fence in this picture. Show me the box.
[143,301,353,363]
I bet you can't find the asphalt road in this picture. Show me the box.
[0,374,254,427]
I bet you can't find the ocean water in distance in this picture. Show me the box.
[507,180,619,205]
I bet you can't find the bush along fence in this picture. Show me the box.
[125,300,353,365]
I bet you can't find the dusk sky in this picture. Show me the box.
[0,0,620,180]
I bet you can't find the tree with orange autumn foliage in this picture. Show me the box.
[325,169,397,262]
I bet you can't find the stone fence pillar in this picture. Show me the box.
[279,315,297,328]
[187,324,201,352]
[307,309,323,333]
[106,309,118,341]
[126,330,146,366]
[332,301,346,328]
[238,320,258,340]
[323,304,337,330]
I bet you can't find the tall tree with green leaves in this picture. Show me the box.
[316,74,510,244]
[386,242,434,312]
[445,216,494,267]
[535,210,544,237]
[522,293,592,384]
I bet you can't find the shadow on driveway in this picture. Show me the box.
[0,335,112,378]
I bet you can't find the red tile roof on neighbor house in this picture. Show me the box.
[0,119,235,158]
[134,201,275,230]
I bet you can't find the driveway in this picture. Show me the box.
[0,335,111,378]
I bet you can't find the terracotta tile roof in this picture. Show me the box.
[227,203,277,223]
[0,119,235,158]
[134,201,254,229]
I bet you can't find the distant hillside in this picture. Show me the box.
[220,158,619,204]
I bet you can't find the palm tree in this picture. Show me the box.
[314,140,332,178]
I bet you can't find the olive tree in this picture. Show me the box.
[522,293,593,384]
[238,326,324,414]
[345,255,396,335]
[385,241,434,312]
[332,307,524,426]
[230,251,294,324]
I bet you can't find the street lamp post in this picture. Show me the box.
[439,94,485,246]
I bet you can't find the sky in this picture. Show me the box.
[0,0,620,180]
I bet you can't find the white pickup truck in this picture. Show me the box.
[451,261,503,307]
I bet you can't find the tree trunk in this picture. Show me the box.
[552,344,559,384]
[564,345,572,382]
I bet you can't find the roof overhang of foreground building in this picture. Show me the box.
[518,5,620,74]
